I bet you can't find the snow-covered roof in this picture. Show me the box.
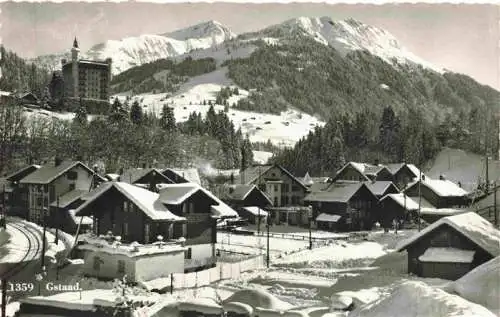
[316,213,341,223]
[450,256,500,312]
[78,237,185,257]
[418,247,475,263]
[242,206,268,216]
[19,161,102,184]
[424,178,468,196]
[380,193,419,210]
[364,181,397,196]
[348,281,496,317]
[50,189,87,208]
[104,173,120,181]
[158,182,239,218]
[75,182,185,222]
[419,208,470,216]
[166,168,201,185]
[397,212,500,257]
[157,183,201,205]
[68,209,93,226]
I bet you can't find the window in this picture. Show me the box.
[67,171,78,180]
[117,260,125,274]
[274,185,278,192]
[274,197,278,206]
[292,185,300,191]
[36,197,43,206]
[69,183,76,191]
[144,223,150,243]
[123,223,129,236]
[185,248,192,259]
[93,256,102,271]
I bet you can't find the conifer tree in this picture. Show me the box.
[73,98,88,126]
[130,100,143,125]
[108,97,128,123]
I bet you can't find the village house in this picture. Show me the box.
[74,182,186,244]
[386,163,422,190]
[304,182,378,231]
[396,212,500,280]
[162,168,202,185]
[331,162,394,183]
[156,183,222,272]
[364,181,400,200]
[1,164,41,218]
[216,184,272,225]
[378,193,420,229]
[119,167,174,191]
[404,176,471,210]
[239,164,308,207]
[17,159,105,228]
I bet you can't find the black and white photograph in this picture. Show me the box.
[0,1,499,316]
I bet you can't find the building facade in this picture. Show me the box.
[61,38,112,101]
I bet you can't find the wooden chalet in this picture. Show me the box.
[217,184,272,224]
[162,168,202,185]
[74,182,186,244]
[17,158,105,228]
[364,181,400,199]
[119,167,174,191]
[397,212,500,280]
[304,182,379,231]
[156,183,221,272]
[1,164,41,218]
[386,163,422,190]
[239,164,308,207]
[332,162,394,183]
[404,177,471,209]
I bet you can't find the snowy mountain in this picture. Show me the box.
[33,20,235,75]
[245,16,443,73]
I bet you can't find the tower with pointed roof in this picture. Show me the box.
[61,37,112,101]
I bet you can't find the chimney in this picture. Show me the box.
[55,157,62,166]
[119,167,124,175]
[374,159,380,166]
[142,163,146,169]
[439,174,445,181]
[230,173,234,184]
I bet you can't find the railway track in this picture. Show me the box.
[0,221,43,280]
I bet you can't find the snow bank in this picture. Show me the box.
[223,302,254,315]
[348,281,496,317]
[448,256,500,313]
[178,298,222,315]
[274,241,387,266]
[223,288,293,311]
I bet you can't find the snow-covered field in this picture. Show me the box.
[113,73,324,146]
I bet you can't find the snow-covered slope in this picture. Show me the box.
[34,20,235,75]
[254,17,443,73]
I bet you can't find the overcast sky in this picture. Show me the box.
[1,2,498,89]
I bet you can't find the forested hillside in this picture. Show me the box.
[0,46,51,96]
[0,98,253,175]
[110,56,217,95]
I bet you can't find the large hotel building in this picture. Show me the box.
[61,38,112,101]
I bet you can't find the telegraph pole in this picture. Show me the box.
[55,197,59,245]
[2,278,7,317]
[494,181,498,227]
[41,207,47,268]
[418,170,422,232]
[266,216,270,268]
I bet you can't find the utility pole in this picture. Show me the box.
[494,181,498,227]
[266,216,270,268]
[418,171,422,232]
[55,196,59,245]
[2,184,6,229]
[308,206,312,250]
[41,207,47,268]
[257,165,262,235]
[2,278,7,317]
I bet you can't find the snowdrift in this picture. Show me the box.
[223,288,293,311]
[348,281,496,317]
[447,256,500,314]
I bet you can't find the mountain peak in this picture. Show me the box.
[161,20,236,41]
[264,16,442,73]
